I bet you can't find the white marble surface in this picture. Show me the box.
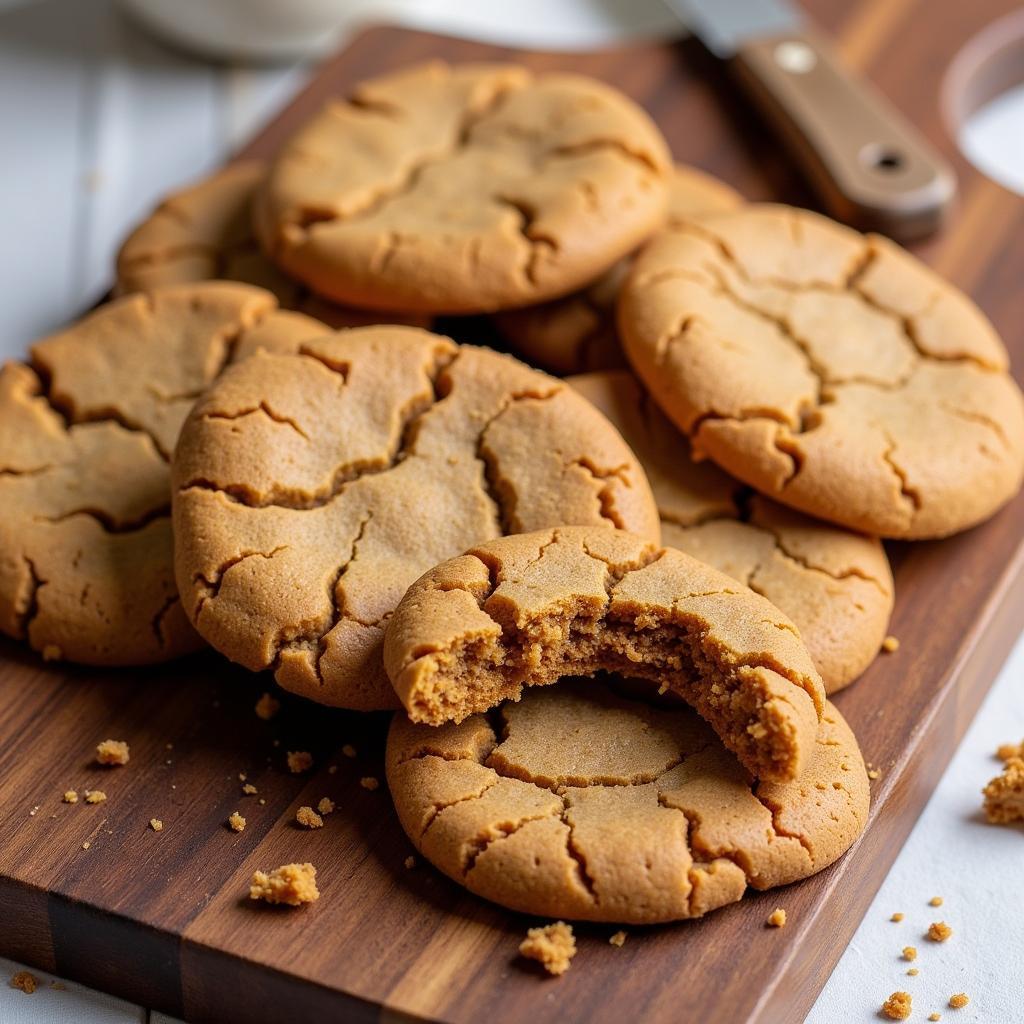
[1,2,1022,1022]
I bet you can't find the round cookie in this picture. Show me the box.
[254,61,672,314]
[116,161,430,331]
[0,282,328,666]
[494,164,742,374]
[386,680,868,923]
[171,328,660,710]
[618,204,1024,539]
[570,370,893,692]
[385,526,826,783]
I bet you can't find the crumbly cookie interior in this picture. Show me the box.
[389,528,824,783]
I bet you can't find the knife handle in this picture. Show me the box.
[731,28,956,240]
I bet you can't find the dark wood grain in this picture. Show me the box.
[2,4,1024,1022]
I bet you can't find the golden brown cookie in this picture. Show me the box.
[0,282,327,665]
[254,61,671,314]
[495,164,742,374]
[385,526,825,782]
[569,370,893,692]
[171,328,660,709]
[386,680,868,922]
[116,161,430,331]
[618,204,1024,539]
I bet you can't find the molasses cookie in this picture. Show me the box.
[255,62,671,314]
[0,282,327,665]
[386,680,868,922]
[570,371,893,692]
[618,204,1024,538]
[384,526,825,782]
[116,161,429,330]
[172,328,660,709]
[495,164,742,374]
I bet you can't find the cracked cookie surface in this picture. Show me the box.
[495,164,742,374]
[570,371,893,692]
[384,525,825,782]
[171,327,660,709]
[254,61,671,314]
[386,679,867,923]
[0,282,329,665]
[117,161,430,332]
[618,204,1024,538]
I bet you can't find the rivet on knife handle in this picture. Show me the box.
[731,28,957,240]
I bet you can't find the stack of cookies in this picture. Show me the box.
[3,60,1023,929]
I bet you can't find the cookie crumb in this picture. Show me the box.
[882,635,900,653]
[927,921,952,942]
[317,797,335,815]
[259,798,266,805]
[928,1014,941,1022]
[96,739,129,765]
[868,765,881,780]
[767,908,787,928]
[150,818,163,832]
[296,805,323,829]
[227,811,246,832]
[929,896,943,907]
[519,921,576,976]
[891,912,905,922]
[255,692,281,720]
[287,750,313,774]
[81,841,90,849]
[42,643,62,661]
[948,993,969,1009]
[249,862,319,906]
[907,968,919,976]
[9,970,38,994]
[996,740,1023,762]
[902,946,917,961]
[29,805,39,816]
[242,782,258,795]
[50,980,65,991]
[360,776,379,791]
[404,855,416,869]
[328,765,338,774]
[238,772,247,782]
[882,991,912,1020]
[983,756,1024,824]
[63,790,78,804]
[342,744,357,758]
[84,790,106,804]
[609,930,627,947]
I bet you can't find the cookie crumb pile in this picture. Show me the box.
[95,740,129,766]
[882,990,913,1020]
[9,970,38,995]
[519,922,577,976]
[250,863,319,906]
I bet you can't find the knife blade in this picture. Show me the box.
[667,0,956,240]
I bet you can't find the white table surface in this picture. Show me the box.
[1,2,1022,1021]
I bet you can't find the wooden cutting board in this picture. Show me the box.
[3,5,1024,1022]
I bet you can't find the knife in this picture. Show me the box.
[668,0,956,240]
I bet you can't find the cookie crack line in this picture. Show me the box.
[151,594,182,647]
[750,790,815,860]
[286,78,523,239]
[747,518,892,596]
[881,431,923,518]
[494,196,559,288]
[314,510,374,685]
[674,220,1000,373]
[565,457,633,530]
[193,545,290,622]
[203,400,310,441]
[473,386,561,534]
[560,802,600,905]
[33,503,171,536]
[14,555,43,641]
[420,775,501,841]
[461,807,564,879]
[24,303,274,462]
[179,347,458,510]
